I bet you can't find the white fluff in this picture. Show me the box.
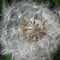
[1,0,60,60]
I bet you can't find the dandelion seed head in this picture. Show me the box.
[21,19,46,42]
[1,0,60,60]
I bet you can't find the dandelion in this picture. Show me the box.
[1,0,60,60]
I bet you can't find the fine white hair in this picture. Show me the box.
[1,0,60,60]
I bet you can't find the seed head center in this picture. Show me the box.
[21,19,46,41]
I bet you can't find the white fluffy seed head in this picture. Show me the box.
[1,0,60,60]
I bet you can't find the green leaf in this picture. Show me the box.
[0,54,12,60]
[53,0,60,3]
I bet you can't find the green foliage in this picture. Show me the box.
[50,44,60,60]
[0,43,12,60]
[53,0,60,3]
[0,44,3,54]
[0,54,12,60]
